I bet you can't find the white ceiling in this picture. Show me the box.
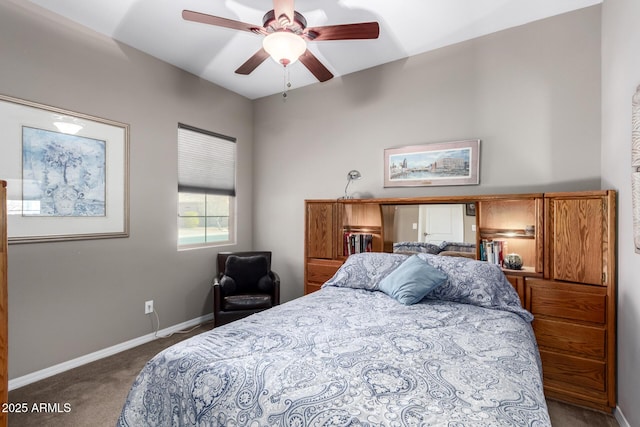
[27,0,601,100]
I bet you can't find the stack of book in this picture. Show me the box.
[343,232,374,255]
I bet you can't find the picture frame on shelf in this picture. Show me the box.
[465,203,476,216]
[384,139,480,187]
[0,94,130,243]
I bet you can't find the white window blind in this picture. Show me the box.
[178,124,236,196]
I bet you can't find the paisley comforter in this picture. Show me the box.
[119,253,550,426]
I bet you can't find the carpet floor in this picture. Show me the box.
[8,322,619,427]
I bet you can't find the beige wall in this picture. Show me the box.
[0,1,254,379]
[253,6,602,302]
[394,205,420,243]
[601,0,640,425]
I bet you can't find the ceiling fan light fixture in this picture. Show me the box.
[262,31,306,66]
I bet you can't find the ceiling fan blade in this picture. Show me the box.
[298,50,333,82]
[273,0,295,27]
[235,48,271,75]
[305,22,380,41]
[182,10,260,33]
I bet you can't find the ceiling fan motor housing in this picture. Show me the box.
[262,9,307,35]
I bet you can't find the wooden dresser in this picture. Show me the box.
[303,190,617,412]
[1,181,7,427]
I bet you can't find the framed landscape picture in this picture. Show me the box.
[384,139,480,187]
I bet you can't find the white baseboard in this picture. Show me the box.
[615,405,631,427]
[8,313,213,391]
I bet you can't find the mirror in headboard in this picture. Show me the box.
[381,203,477,258]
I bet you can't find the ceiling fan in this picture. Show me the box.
[182,0,380,82]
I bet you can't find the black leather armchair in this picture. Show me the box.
[213,251,280,327]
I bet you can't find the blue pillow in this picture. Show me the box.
[378,255,448,305]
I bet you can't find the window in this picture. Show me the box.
[177,124,236,248]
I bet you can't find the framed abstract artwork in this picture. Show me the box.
[384,139,480,187]
[0,94,129,243]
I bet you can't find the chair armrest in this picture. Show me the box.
[270,271,280,285]
[269,271,281,305]
[212,280,222,313]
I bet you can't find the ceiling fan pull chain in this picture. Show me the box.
[282,67,292,100]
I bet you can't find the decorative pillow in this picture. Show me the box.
[322,252,409,291]
[416,253,533,321]
[392,241,442,255]
[439,241,476,253]
[378,255,448,305]
[438,250,476,259]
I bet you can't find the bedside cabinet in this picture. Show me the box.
[526,278,610,410]
[537,190,616,412]
[305,259,342,294]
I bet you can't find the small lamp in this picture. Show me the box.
[343,170,362,199]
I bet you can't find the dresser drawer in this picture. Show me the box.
[540,350,606,393]
[527,280,606,324]
[306,259,343,285]
[533,318,605,358]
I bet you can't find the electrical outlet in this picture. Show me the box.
[145,300,153,315]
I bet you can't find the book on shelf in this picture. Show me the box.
[480,239,507,266]
[343,232,374,255]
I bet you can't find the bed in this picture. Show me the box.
[118,253,550,426]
